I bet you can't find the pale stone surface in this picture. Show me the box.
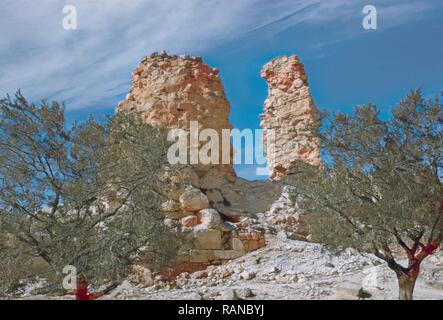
[115,52,282,217]
[206,189,224,203]
[200,168,282,216]
[176,249,190,263]
[167,166,201,189]
[217,289,239,300]
[196,208,232,231]
[181,215,199,228]
[335,281,362,300]
[189,250,215,263]
[184,292,203,300]
[239,271,256,280]
[235,288,254,298]
[28,238,443,300]
[212,250,245,260]
[113,52,323,267]
[229,238,245,251]
[162,210,193,220]
[127,265,153,288]
[245,240,260,251]
[179,166,200,188]
[193,229,223,250]
[261,55,321,180]
[261,186,310,240]
[179,187,210,212]
[161,200,181,212]
[117,52,235,176]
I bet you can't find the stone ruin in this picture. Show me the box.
[260,55,321,180]
[116,51,320,266]
[117,51,234,177]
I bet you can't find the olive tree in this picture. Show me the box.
[294,91,442,300]
[0,92,182,295]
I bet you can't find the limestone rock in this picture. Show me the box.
[212,249,245,260]
[127,265,154,288]
[193,229,223,250]
[161,200,181,212]
[336,281,363,300]
[200,168,282,216]
[196,208,233,231]
[206,189,224,203]
[106,280,137,299]
[116,51,284,218]
[179,167,200,188]
[218,289,239,300]
[262,186,309,239]
[181,215,199,228]
[239,271,256,280]
[179,187,209,212]
[184,292,203,300]
[229,238,245,251]
[168,166,200,188]
[235,288,254,299]
[260,55,321,180]
[113,52,329,270]
[189,249,215,263]
[162,210,193,220]
[166,186,186,201]
[117,52,235,177]
[192,270,209,279]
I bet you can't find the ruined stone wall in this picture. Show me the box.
[117,51,234,177]
[260,55,321,180]
[116,52,276,265]
[116,51,282,217]
[116,52,321,265]
[165,186,266,265]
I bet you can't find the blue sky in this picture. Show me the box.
[1,0,442,180]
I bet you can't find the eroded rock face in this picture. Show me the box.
[199,168,282,218]
[117,51,282,217]
[115,52,317,266]
[260,55,321,180]
[179,187,210,212]
[117,51,234,177]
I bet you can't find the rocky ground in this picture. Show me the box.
[13,236,443,300]
[11,189,443,300]
[97,236,441,300]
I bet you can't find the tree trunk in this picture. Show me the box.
[397,274,417,300]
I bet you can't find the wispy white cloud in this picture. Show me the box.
[0,0,438,110]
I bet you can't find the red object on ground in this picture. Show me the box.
[76,287,90,300]
[75,280,101,300]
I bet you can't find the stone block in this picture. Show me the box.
[193,229,223,250]
[213,250,245,260]
[336,281,362,300]
[189,250,214,263]
[180,187,210,211]
[229,238,245,251]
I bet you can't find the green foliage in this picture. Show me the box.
[0,233,33,295]
[0,92,183,295]
[294,90,442,276]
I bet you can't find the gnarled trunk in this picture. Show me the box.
[397,274,417,300]
[374,235,440,300]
